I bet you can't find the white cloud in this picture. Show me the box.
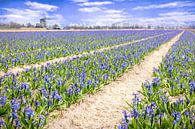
[125,11,195,27]
[0,2,65,26]
[25,1,58,11]
[158,11,190,17]
[133,1,194,10]
[82,15,126,26]
[157,11,195,23]
[79,8,195,27]
[78,7,102,12]
[78,1,113,6]
[112,0,133,2]
[0,8,42,24]
[76,0,122,23]
[113,0,124,1]
[47,14,65,26]
[104,9,124,14]
[0,14,24,19]
[112,0,127,2]
[2,8,42,17]
[0,4,65,25]
[80,8,129,25]
[71,0,88,3]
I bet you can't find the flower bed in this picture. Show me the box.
[118,31,195,129]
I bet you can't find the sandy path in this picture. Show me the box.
[0,32,170,77]
[45,31,184,129]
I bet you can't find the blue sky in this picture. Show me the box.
[0,0,195,27]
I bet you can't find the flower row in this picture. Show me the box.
[0,30,173,71]
[118,31,195,129]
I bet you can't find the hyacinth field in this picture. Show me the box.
[0,30,194,129]
[119,31,195,129]
[0,30,171,71]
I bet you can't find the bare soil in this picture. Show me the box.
[45,32,184,129]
